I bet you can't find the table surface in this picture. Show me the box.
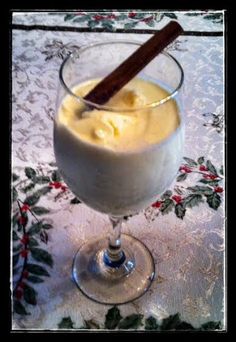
[12,10,225,331]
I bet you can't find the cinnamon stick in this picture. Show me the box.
[84,21,183,106]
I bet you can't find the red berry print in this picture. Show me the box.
[21,204,30,212]
[128,12,136,18]
[18,281,26,289]
[172,195,182,204]
[18,216,27,225]
[20,249,28,258]
[50,181,67,193]
[152,201,162,208]
[185,167,192,173]
[180,166,192,173]
[55,182,62,189]
[15,289,23,300]
[203,174,218,180]
[93,15,104,21]
[199,165,208,171]
[22,270,29,279]
[107,14,116,19]
[50,182,58,188]
[20,234,29,245]
[214,186,223,193]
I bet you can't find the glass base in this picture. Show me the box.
[72,234,155,304]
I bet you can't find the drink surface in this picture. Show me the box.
[54,78,183,215]
[57,78,180,152]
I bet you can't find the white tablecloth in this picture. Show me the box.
[12,10,225,331]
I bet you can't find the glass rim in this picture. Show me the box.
[59,40,184,113]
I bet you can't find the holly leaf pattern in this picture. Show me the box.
[161,198,174,215]
[40,230,48,244]
[177,173,187,182]
[84,319,100,329]
[14,300,28,315]
[175,203,186,219]
[13,244,22,252]
[28,237,39,248]
[12,213,19,228]
[117,14,127,20]
[28,222,42,235]
[34,176,50,184]
[21,182,35,193]
[164,13,177,19]
[58,316,75,329]
[13,231,19,241]
[25,167,36,180]
[12,155,223,317]
[24,193,40,206]
[145,316,159,330]
[13,253,20,267]
[73,15,90,23]
[187,186,214,195]
[105,306,122,329]
[204,13,223,23]
[42,223,53,230]
[206,193,221,210]
[12,166,57,316]
[118,314,143,329]
[27,275,44,283]
[183,157,198,167]
[23,284,37,305]
[31,207,50,215]
[64,14,76,21]
[30,248,53,267]
[13,173,19,181]
[88,20,99,29]
[13,187,18,202]
[26,263,50,277]
[101,20,115,31]
[124,22,138,29]
[24,187,51,205]
[17,212,28,231]
[183,194,204,208]
[200,321,221,330]
[145,19,155,27]
[51,170,61,182]
[199,179,219,186]
[197,156,205,164]
[37,186,52,196]
[56,309,222,330]
[160,313,181,330]
[206,160,218,176]
[161,190,172,200]
[176,321,195,330]
[61,11,222,32]
[70,197,81,204]
[13,266,21,275]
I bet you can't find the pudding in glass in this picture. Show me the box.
[54,77,184,216]
[54,40,185,305]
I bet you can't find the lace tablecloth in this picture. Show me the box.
[12,10,225,331]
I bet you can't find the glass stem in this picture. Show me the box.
[104,216,125,267]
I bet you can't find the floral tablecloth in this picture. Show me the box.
[11,10,225,331]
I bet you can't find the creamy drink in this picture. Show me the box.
[54,37,185,305]
[54,78,184,216]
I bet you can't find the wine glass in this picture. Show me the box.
[53,41,184,304]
